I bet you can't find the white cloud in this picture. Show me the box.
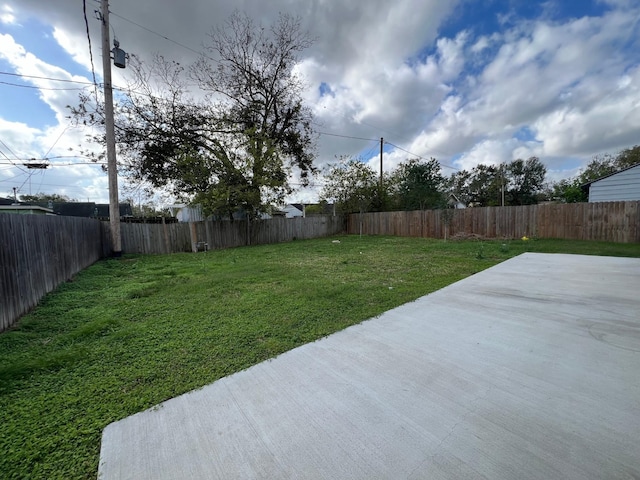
[0,33,95,124]
[404,5,640,175]
[454,138,520,171]
[0,4,15,24]
[0,31,108,201]
[2,0,640,203]
[52,27,94,73]
[0,117,40,157]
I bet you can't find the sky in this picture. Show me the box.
[0,0,639,205]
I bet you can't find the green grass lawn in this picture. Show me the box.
[1,235,639,479]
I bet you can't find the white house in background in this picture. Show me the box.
[282,204,304,218]
[447,193,466,209]
[168,204,204,222]
[585,163,640,202]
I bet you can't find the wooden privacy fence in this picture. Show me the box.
[347,201,640,243]
[0,214,106,332]
[106,215,346,254]
[1,214,344,331]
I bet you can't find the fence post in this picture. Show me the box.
[189,222,198,253]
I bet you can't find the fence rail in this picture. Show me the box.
[347,202,640,243]
[0,214,105,332]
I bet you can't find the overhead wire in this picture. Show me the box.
[0,168,24,178]
[384,141,458,171]
[0,71,95,85]
[316,131,378,142]
[34,167,46,195]
[0,147,11,162]
[109,10,219,64]
[0,139,28,174]
[0,139,20,160]
[83,0,100,101]
[43,125,73,159]
[0,80,90,91]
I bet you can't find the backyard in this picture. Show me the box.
[1,235,639,479]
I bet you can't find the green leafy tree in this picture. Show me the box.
[551,178,585,203]
[615,145,640,168]
[506,157,547,205]
[71,11,315,221]
[388,158,446,210]
[552,145,640,203]
[446,169,473,206]
[320,158,378,214]
[448,164,502,207]
[468,164,503,206]
[447,157,546,207]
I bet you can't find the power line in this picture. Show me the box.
[15,169,36,194]
[0,139,20,160]
[43,125,72,158]
[0,161,107,167]
[34,167,46,195]
[384,141,458,170]
[110,10,219,63]
[83,0,100,101]
[0,139,28,174]
[0,147,11,161]
[0,71,95,85]
[0,71,132,98]
[0,173,30,183]
[26,181,108,190]
[49,162,107,166]
[0,80,89,91]
[317,131,379,142]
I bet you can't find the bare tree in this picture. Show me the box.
[71,11,316,221]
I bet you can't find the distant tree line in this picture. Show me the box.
[321,145,640,214]
[320,156,547,214]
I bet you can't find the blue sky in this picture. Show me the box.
[1,0,639,203]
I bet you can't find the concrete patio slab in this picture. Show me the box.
[98,253,640,480]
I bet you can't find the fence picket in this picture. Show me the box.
[347,202,640,243]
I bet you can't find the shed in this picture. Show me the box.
[169,204,204,222]
[585,163,640,202]
[447,193,466,209]
[282,204,305,218]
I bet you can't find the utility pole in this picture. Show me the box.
[100,0,121,256]
[501,164,505,207]
[379,137,384,188]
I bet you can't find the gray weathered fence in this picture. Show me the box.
[108,215,346,254]
[0,214,105,332]
[1,214,344,331]
[347,201,640,243]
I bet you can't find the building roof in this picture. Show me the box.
[581,162,640,187]
[21,201,133,218]
[0,205,54,214]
